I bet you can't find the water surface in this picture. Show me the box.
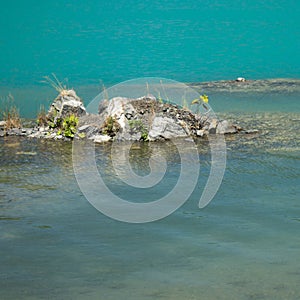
[1,109,299,299]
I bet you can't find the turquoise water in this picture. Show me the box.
[1,1,300,90]
[1,1,300,299]
[0,0,299,117]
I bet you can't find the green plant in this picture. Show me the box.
[1,93,22,129]
[140,130,149,141]
[61,114,79,138]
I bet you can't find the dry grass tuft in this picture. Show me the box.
[42,73,68,93]
[1,93,22,130]
[36,104,48,126]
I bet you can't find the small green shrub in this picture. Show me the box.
[62,114,79,138]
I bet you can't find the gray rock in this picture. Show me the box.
[208,119,218,134]
[76,114,103,138]
[0,120,6,128]
[7,128,22,136]
[47,89,86,125]
[148,117,188,141]
[99,97,136,130]
[115,127,142,141]
[98,99,109,115]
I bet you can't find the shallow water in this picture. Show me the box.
[1,109,299,299]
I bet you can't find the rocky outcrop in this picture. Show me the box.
[0,90,87,140]
[78,95,241,142]
[0,91,242,142]
[47,89,86,125]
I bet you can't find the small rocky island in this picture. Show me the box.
[0,89,241,142]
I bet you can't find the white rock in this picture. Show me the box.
[196,129,205,137]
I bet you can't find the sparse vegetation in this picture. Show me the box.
[36,105,48,127]
[47,109,61,129]
[42,73,68,93]
[1,93,22,130]
[128,119,149,141]
[44,108,79,138]
[101,116,120,137]
[191,94,210,112]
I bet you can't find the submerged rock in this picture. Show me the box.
[190,78,300,93]
[92,134,112,143]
